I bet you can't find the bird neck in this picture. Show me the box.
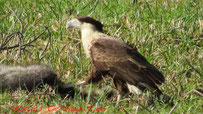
[81,28,100,57]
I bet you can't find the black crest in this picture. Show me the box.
[77,16,103,32]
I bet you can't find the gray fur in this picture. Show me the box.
[0,64,115,99]
[0,64,57,91]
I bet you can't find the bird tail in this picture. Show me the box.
[129,82,174,106]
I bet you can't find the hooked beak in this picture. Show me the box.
[66,20,74,29]
[66,19,81,29]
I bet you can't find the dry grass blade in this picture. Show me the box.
[39,26,52,60]
[187,89,203,97]
[169,102,179,114]
[129,97,151,113]
[7,5,24,33]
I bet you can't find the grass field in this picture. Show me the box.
[0,0,202,113]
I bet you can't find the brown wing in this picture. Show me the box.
[90,38,165,88]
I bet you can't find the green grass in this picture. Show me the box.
[0,0,202,113]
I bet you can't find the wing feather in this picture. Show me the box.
[90,38,165,87]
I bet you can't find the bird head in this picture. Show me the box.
[66,16,103,32]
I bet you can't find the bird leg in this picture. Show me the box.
[113,79,129,105]
[63,67,108,88]
[76,81,88,86]
[116,92,122,105]
[63,81,88,88]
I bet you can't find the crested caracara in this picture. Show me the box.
[66,16,171,105]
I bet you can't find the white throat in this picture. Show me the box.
[81,27,99,57]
